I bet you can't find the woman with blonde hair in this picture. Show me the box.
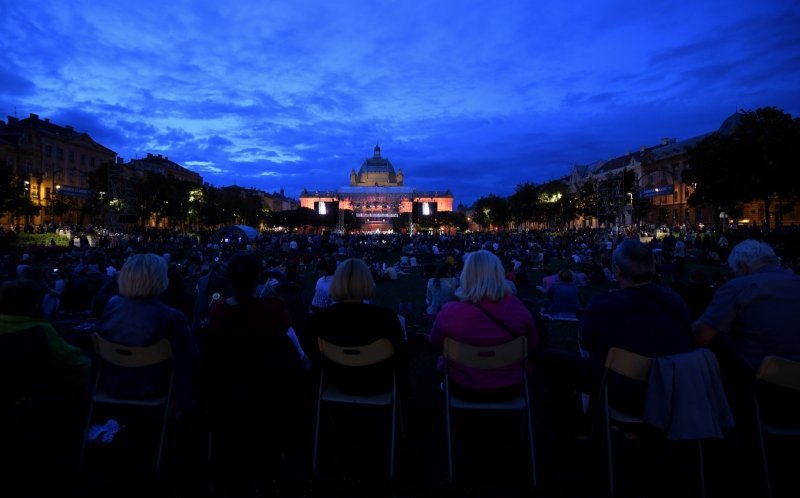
[307,258,409,396]
[97,253,198,414]
[430,250,538,401]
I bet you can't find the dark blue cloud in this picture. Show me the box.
[2,0,800,207]
[0,67,36,97]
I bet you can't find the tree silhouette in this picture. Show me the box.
[684,106,800,231]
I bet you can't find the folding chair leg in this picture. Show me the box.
[605,400,616,497]
[526,401,537,488]
[156,406,170,473]
[445,402,454,482]
[78,400,96,472]
[389,398,397,479]
[756,427,773,498]
[697,440,705,498]
[207,431,213,464]
[753,400,774,498]
[312,402,322,475]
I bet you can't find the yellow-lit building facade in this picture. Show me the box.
[0,113,117,226]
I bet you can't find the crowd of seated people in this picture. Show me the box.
[1,225,799,495]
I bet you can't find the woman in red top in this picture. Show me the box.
[205,251,305,466]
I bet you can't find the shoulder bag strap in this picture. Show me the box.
[472,303,520,339]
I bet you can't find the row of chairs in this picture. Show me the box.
[597,347,800,498]
[312,335,536,485]
[75,331,798,497]
[75,332,536,485]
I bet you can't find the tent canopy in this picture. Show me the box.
[214,225,259,242]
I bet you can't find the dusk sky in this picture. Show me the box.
[2,0,799,207]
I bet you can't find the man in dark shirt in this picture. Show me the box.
[580,239,694,412]
[538,239,693,434]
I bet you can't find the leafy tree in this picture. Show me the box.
[684,106,800,231]
[536,179,568,228]
[683,132,745,224]
[418,210,468,232]
[473,194,510,230]
[508,182,539,230]
[0,160,38,225]
[268,207,317,231]
[572,178,598,224]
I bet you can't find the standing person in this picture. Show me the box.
[306,258,409,397]
[430,250,538,401]
[97,253,198,416]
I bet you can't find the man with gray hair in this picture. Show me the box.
[693,239,800,377]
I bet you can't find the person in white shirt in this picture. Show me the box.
[310,257,336,312]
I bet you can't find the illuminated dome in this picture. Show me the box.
[351,144,403,186]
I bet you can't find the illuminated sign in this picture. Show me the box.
[57,186,93,198]
[640,185,673,198]
[356,213,399,218]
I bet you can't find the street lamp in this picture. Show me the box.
[99,191,106,228]
[51,184,61,226]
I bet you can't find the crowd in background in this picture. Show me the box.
[2,223,800,496]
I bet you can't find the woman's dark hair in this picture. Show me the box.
[318,256,336,277]
[227,252,262,304]
[0,278,45,316]
[433,263,453,287]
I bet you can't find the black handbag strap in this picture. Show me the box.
[472,303,520,339]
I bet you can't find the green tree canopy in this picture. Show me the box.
[684,106,800,230]
[473,194,510,230]
[508,182,538,230]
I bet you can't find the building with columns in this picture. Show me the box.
[300,145,453,232]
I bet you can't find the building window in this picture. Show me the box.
[57,148,63,160]
[80,154,86,165]
[91,157,95,167]
[31,184,39,199]
[45,145,52,157]
[69,151,75,163]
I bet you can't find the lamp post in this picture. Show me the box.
[99,191,106,228]
[51,184,61,226]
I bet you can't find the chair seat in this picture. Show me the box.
[321,385,393,406]
[762,423,800,437]
[608,406,646,425]
[449,394,526,410]
[92,391,170,407]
